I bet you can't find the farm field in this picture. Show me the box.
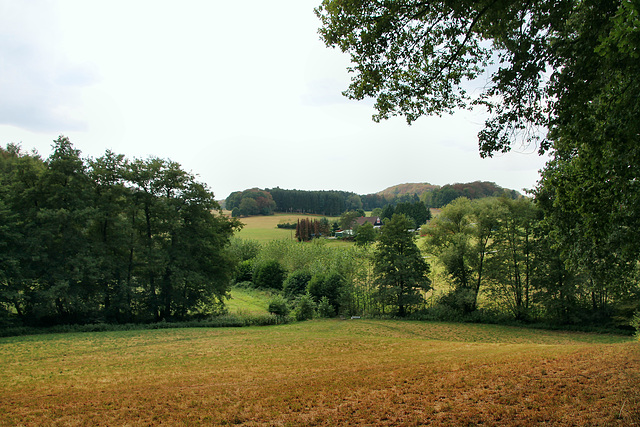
[231,213,348,245]
[1,320,638,426]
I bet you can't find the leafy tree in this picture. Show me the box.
[339,210,361,231]
[484,198,539,320]
[239,197,259,216]
[253,260,286,290]
[381,204,395,222]
[234,260,254,284]
[0,138,242,325]
[424,198,500,313]
[283,270,312,299]
[226,188,276,216]
[317,296,335,318]
[316,0,632,156]
[354,221,377,246]
[346,194,363,211]
[307,273,345,312]
[373,213,431,316]
[316,0,640,324]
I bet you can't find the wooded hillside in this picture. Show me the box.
[225,181,519,216]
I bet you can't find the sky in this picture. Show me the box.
[0,0,550,200]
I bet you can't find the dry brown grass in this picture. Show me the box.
[1,320,638,426]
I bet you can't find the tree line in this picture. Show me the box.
[0,137,241,327]
[225,182,518,217]
[315,0,640,329]
[423,197,638,327]
[229,197,637,331]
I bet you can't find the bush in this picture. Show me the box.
[317,296,335,318]
[438,288,477,314]
[307,273,345,312]
[253,260,286,290]
[283,270,312,299]
[293,293,316,321]
[268,295,290,317]
[235,259,255,283]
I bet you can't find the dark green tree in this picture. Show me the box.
[253,260,286,290]
[424,197,502,313]
[283,270,312,299]
[373,213,431,316]
[307,273,345,312]
[293,293,316,321]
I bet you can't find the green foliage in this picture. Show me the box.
[381,200,431,226]
[632,311,640,341]
[0,138,242,326]
[316,0,640,328]
[234,260,255,283]
[354,221,377,246]
[230,239,262,261]
[253,260,286,290]
[293,293,316,321]
[339,210,361,231]
[307,273,345,313]
[316,296,335,318]
[267,187,355,216]
[374,214,431,317]
[282,270,312,299]
[225,188,276,216]
[267,295,290,317]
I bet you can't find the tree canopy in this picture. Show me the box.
[317,0,640,312]
[0,137,241,326]
[316,0,637,156]
[374,213,431,316]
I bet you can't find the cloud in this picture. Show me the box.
[0,1,96,132]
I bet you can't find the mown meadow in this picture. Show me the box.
[1,320,638,425]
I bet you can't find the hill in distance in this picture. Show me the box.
[376,183,440,198]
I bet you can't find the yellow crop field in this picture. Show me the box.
[1,320,638,425]
[232,213,341,242]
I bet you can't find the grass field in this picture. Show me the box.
[1,320,638,426]
[225,286,272,315]
[232,213,353,248]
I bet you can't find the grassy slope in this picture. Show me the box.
[226,287,271,314]
[1,321,638,425]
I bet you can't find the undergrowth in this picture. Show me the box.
[0,312,288,338]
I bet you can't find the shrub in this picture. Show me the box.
[253,260,286,290]
[268,295,290,317]
[307,273,345,312]
[293,293,316,321]
[283,270,312,299]
[317,296,335,318]
[235,259,255,283]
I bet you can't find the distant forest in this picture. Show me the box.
[225,181,520,217]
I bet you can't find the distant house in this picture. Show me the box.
[334,229,353,238]
[355,217,383,228]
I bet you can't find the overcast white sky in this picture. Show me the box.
[0,0,549,199]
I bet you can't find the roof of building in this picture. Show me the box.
[355,217,383,227]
